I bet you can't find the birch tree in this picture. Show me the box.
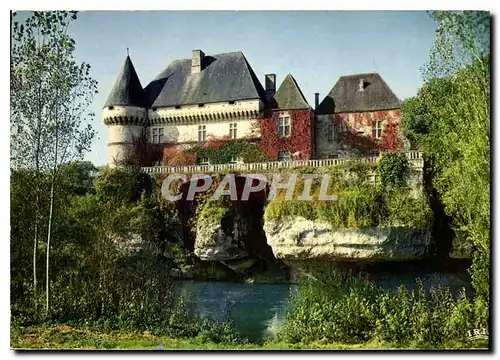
[10,11,98,313]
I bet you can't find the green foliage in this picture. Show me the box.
[10,165,244,343]
[58,161,98,195]
[278,265,480,347]
[378,153,409,188]
[196,197,229,226]
[403,11,490,300]
[11,11,98,170]
[383,187,432,229]
[265,184,431,230]
[94,166,153,204]
[186,139,268,165]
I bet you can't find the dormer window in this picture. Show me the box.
[198,103,205,107]
[358,79,365,92]
[228,101,235,105]
[175,105,181,109]
[108,106,114,110]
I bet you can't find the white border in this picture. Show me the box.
[2,3,497,360]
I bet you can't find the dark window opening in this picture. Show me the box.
[229,101,235,105]
[198,103,205,107]
[175,105,181,109]
[278,150,291,162]
[152,107,157,111]
[108,106,114,110]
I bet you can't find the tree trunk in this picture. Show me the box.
[33,218,38,310]
[33,74,43,311]
[45,177,55,315]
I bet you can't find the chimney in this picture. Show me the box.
[314,93,319,109]
[191,49,205,74]
[265,74,276,94]
[358,78,365,92]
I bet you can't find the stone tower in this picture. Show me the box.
[103,55,148,167]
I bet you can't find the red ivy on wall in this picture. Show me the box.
[331,109,403,154]
[130,132,162,167]
[162,145,196,166]
[256,109,313,160]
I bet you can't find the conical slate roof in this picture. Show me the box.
[315,73,401,115]
[273,74,311,110]
[104,56,147,108]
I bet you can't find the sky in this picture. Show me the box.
[24,11,438,166]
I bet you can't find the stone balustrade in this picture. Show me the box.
[141,151,424,175]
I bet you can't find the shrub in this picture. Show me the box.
[278,265,479,347]
[379,153,409,188]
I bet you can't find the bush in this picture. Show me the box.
[277,265,478,347]
[379,153,409,188]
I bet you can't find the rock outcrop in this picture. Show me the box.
[264,216,432,263]
[194,211,248,261]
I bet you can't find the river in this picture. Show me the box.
[174,267,472,342]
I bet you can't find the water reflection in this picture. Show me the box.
[174,271,472,342]
[175,281,294,342]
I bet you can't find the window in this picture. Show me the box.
[175,105,181,109]
[229,123,237,139]
[152,127,164,144]
[328,154,339,159]
[333,124,340,141]
[152,128,158,144]
[158,127,164,143]
[198,103,205,107]
[328,124,341,142]
[228,100,235,105]
[372,120,383,138]
[152,107,157,112]
[199,157,210,165]
[198,125,206,142]
[278,150,291,162]
[108,106,114,110]
[278,116,291,137]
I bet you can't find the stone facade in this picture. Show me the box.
[148,99,262,145]
[103,105,147,167]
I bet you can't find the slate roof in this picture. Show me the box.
[315,73,401,115]
[104,56,147,108]
[272,74,311,110]
[145,51,267,108]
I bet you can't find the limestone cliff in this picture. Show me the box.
[263,216,432,263]
[194,208,248,261]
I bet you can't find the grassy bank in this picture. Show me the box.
[11,325,488,350]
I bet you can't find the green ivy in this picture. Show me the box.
[187,140,268,165]
[378,153,409,188]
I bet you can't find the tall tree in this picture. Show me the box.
[10,11,98,313]
[403,11,490,304]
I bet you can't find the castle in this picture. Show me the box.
[103,49,404,168]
